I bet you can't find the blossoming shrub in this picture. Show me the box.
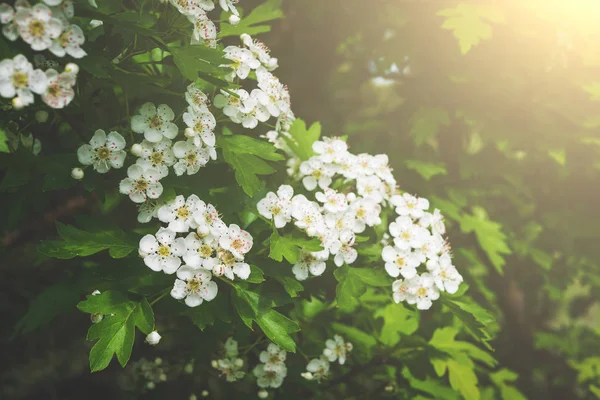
[2,0,502,398]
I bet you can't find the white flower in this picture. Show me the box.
[315,188,347,214]
[392,278,410,304]
[224,337,239,357]
[428,252,463,294]
[41,68,76,109]
[183,231,217,268]
[207,248,251,280]
[0,54,48,106]
[14,3,62,51]
[183,106,216,147]
[356,175,385,203]
[158,194,202,233]
[139,228,186,274]
[312,138,348,164]
[304,358,329,382]
[333,242,358,267]
[223,46,261,80]
[137,139,176,178]
[253,363,287,389]
[185,83,209,112]
[291,195,326,237]
[189,12,216,45]
[145,331,162,346]
[242,35,278,71]
[419,209,446,235]
[49,24,86,58]
[391,193,429,219]
[259,344,286,367]
[192,202,227,239]
[0,4,15,25]
[323,335,352,365]
[213,89,256,124]
[77,129,126,173]
[214,357,245,382]
[219,0,239,16]
[292,250,328,280]
[137,199,164,224]
[173,139,210,176]
[350,196,381,232]
[171,265,218,307]
[228,14,240,25]
[299,158,335,191]
[382,246,419,279]
[219,224,253,260]
[257,185,293,228]
[407,273,440,310]
[119,159,163,203]
[131,103,178,143]
[389,216,428,251]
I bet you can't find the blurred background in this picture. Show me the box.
[3,0,600,398]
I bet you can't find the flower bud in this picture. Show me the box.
[184,127,195,138]
[189,395,197,400]
[184,362,194,374]
[12,97,24,110]
[131,143,143,156]
[258,389,268,399]
[234,358,244,367]
[384,385,394,392]
[212,265,225,277]
[300,372,313,380]
[155,357,163,365]
[201,391,209,398]
[71,167,84,180]
[229,15,241,25]
[146,382,156,390]
[211,360,219,369]
[145,331,162,346]
[65,63,79,74]
[90,313,104,323]
[92,290,101,296]
[35,110,49,123]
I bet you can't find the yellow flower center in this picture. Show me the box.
[149,115,163,129]
[58,31,70,47]
[11,72,28,88]
[29,20,45,37]
[272,205,281,216]
[187,278,202,292]
[186,152,197,164]
[157,245,171,257]
[356,208,366,218]
[219,249,236,266]
[150,151,163,165]
[177,206,190,220]
[396,257,405,266]
[417,287,427,297]
[194,121,204,132]
[97,146,110,160]
[199,244,213,258]
[401,232,410,240]
[135,178,148,192]
[47,83,60,97]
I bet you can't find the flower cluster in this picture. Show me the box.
[386,193,463,310]
[253,343,287,396]
[212,338,246,382]
[130,357,167,390]
[301,335,352,382]
[0,53,78,109]
[138,194,253,307]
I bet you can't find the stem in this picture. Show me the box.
[150,288,170,306]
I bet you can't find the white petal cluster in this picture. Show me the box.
[0,53,78,109]
[214,34,292,132]
[0,1,87,72]
[77,129,127,173]
[138,194,254,306]
[302,335,352,382]
[253,343,287,392]
[385,193,463,310]
[213,337,246,382]
[131,357,167,390]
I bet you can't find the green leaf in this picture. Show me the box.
[402,367,461,400]
[429,327,496,368]
[490,369,527,400]
[219,0,284,37]
[283,119,322,160]
[255,309,300,352]
[38,222,138,259]
[77,291,155,372]
[405,159,448,180]
[410,108,450,146]
[269,229,323,264]
[374,303,419,346]
[247,265,265,283]
[168,44,229,82]
[0,127,9,153]
[437,4,505,54]
[334,266,392,312]
[232,285,261,329]
[459,206,511,274]
[219,135,284,197]
[440,295,496,349]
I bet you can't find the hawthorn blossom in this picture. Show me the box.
[183,106,216,147]
[389,216,428,251]
[131,103,178,143]
[391,193,429,219]
[407,273,440,310]
[0,54,48,106]
[189,12,216,46]
[419,209,446,235]
[312,138,348,164]
[185,83,209,112]
[219,0,239,16]
[219,224,253,260]
[242,34,278,71]
[119,159,163,203]
[206,248,251,280]
[315,188,348,214]
[42,68,76,109]
[427,252,463,294]
[253,362,287,389]
[302,358,329,382]
[137,199,164,224]
[139,228,186,274]
[171,266,218,307]
[213,339,245,382]
[392,278,410,304]
[14,3,62,51]
[223,46,260,80]
[137,139,176,178]
[322,335,353,365]
[356,175,385,203]
[157,194,202,233]
[192,202,226,239]
[292,250,328,281]
[170,0,214,16]
[49,24,86,58]
[77,129,126,173]
[183,232,217,269]
[145,331,162,345]
[291,195,326,237]
[257,185,293,228]
[259,344,287,367]
[382,246,418,279]
[173,139,210,176]
[299,158,335,191]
